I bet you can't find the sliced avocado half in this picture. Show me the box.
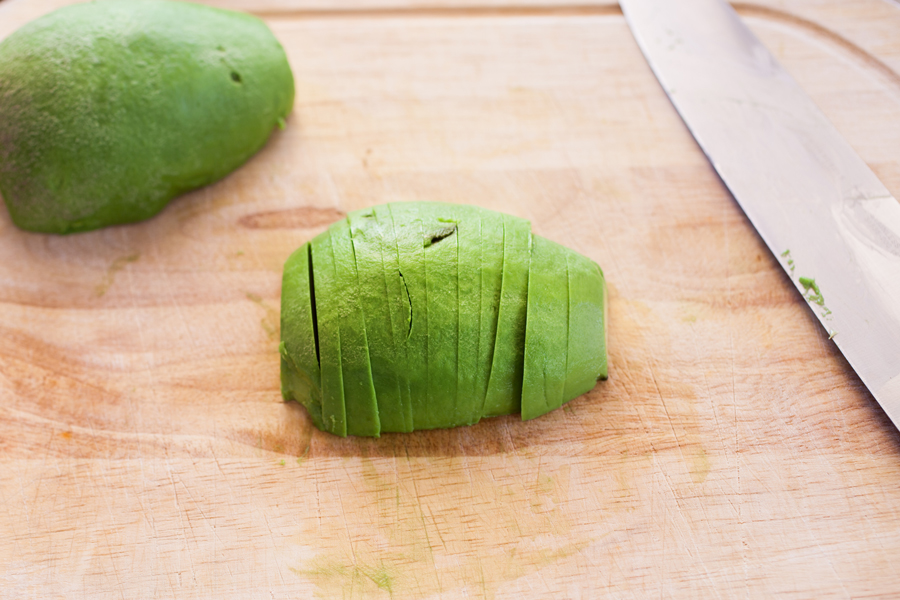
[281,202,608,436]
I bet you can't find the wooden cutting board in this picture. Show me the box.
[1,0,899,597]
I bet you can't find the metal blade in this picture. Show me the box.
[621,0,900,429]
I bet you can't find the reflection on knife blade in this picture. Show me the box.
[621,0,900,431]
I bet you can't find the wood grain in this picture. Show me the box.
[1,0,900,598]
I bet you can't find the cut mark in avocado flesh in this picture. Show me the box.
[379,205,414,431]
[389,203,429,430]
[398,270,413,340]
[308,244,321,368]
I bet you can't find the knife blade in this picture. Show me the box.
[620,0,900,431]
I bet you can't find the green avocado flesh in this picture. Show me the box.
[281,202,608,437]
[483,214,532,418]
[310,231,347,436]
[0,0,295,234]
[329,219,381,437]
[348,209,408,433]
[279,243,323,430]
[521,236,569,421]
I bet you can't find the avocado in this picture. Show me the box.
[482,213,532,418]
[451,205,484,427]
[521,236,569,420]
[476,211,505,416]
[0,0,294,233]
[281,202,607,437]
[388,203,430,430]
[564,250,609,399]
[310,230,347,436]
[329,219,381,437]
[348,208,408,433]
[420,205,460,430]
[375,205,415,432]
[279,243,324,429]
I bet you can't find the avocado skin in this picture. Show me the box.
[0,0,295,233]
[280,202,608,437]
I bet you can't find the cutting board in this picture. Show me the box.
[1,0,899,597]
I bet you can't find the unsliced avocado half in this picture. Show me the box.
[281,202,608,437]
[0,0,295,233]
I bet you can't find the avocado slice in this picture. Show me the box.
[521,235,569,420]
[310,230,347,436]
[374,204,414,432]
[476,209,505,417]
[564,251,609,401]
[483,213,532,417]
[418,204,460,430]
[280,242,324,430]
[329,218,381,437]
[451,205,484,427]
[388,203,430,430]
[347,208,409,433]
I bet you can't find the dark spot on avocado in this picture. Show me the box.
[424,224,457,248]
[230,71,242,83]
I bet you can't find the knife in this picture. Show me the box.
[620,0,900,431]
